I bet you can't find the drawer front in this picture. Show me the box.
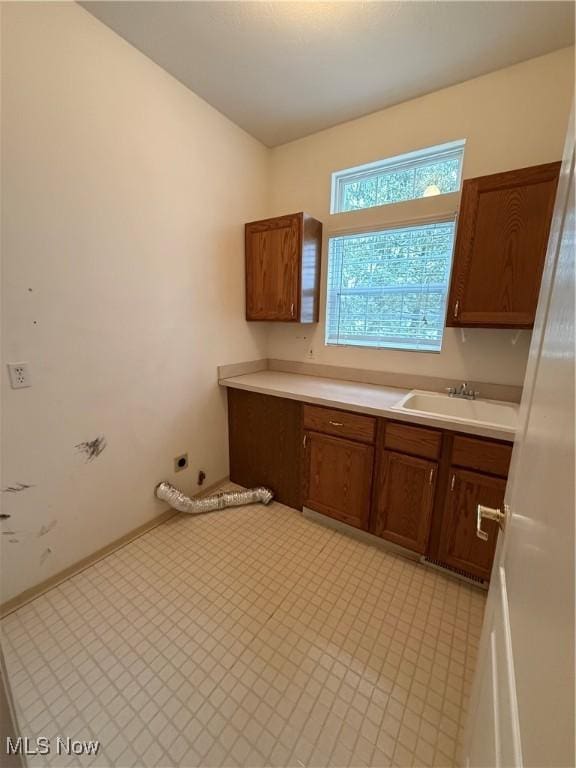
[384,422,442,460]
[303,405,375,444]
[452,435,512,477]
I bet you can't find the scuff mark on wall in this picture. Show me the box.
[0,514,11,520]
[38,520,58,537]
[2,483,34,493]
[8,539,19,544]
[76,436,107,462]
[1,531,16,536]
[40,547,52,564]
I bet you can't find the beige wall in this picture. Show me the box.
[1,3,269,601]
[267,47,574,386]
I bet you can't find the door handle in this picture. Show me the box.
[476,504,506,541]
[453,299,460,319]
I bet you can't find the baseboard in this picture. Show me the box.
[0,476,229,619]
[302,507,421,562]
[422,556,488,590]
[303,508,488,590]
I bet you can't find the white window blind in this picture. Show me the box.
[326,220,456,352]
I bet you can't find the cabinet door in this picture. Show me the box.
[439,468,506,580]
[304,432,373,529]
[448,162,560,328]
[371,450,437,553]
[245,214,301,321]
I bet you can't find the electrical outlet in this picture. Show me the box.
[7,363,31,389]
[174,453,188,472]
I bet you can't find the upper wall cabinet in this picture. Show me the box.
[447,162,561,328]
[245,212,322,322]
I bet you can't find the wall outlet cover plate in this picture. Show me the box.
[7,363,31,389]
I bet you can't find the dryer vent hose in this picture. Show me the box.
[155,481,273,515]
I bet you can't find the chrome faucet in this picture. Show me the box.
[447,382,480,400]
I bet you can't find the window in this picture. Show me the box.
[326,141,464,352]
[326,220,456,352]
[331,140,465,214]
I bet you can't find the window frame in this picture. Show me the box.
[324,146,464,353]
[330,140,465,215]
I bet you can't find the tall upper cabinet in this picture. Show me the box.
[447,162,561,328]
[245,212,322,322]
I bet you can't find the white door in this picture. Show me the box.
[464,111,575,768]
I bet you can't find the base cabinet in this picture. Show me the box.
[371,450,437,554]
[438,468,506,580]
[227,388,303,509]
[227,389,512,583]
[304,431,373,529]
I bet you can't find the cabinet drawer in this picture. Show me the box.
[303,405,375,444]
[384,422,442,460]
[452,435,512,477]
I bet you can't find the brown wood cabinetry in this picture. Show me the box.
[304,432,373,529]
[226,388,513,583]
[245,212,322,322]
[371,450,437,553]
[383,422,442,460]
[451,435,512,477]
[302,404,375,529]
[303,404,375,444]
[227,388,303,509]
[448,162,560,328]
[438,469,506,580]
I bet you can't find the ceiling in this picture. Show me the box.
[82,1,575,147]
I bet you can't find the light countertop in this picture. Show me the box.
[219,370,516,441]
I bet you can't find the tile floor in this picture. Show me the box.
[2,490,485,768]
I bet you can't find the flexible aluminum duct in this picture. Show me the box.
[155,481,273,515]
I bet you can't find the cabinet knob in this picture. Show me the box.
[476,504,506,541]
